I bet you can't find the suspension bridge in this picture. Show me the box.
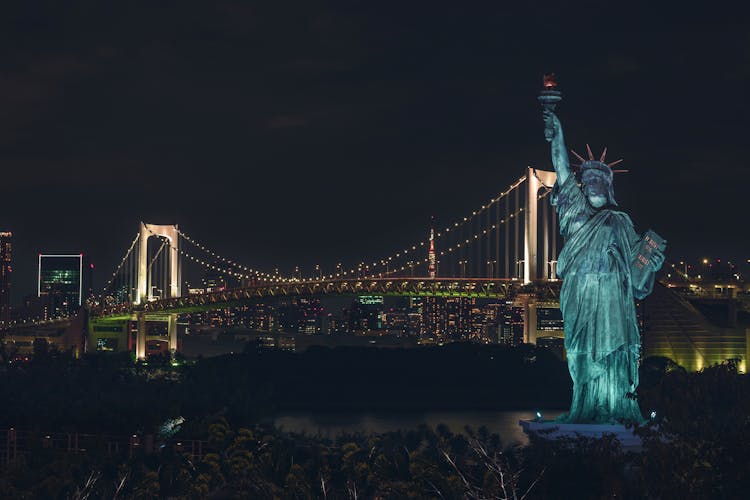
[7,167,564,359]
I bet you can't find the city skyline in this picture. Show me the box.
[1,3,747,300]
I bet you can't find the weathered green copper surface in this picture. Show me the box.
[543,108,665,424]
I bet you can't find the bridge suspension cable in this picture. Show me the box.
[101,233,140,292]
[174,227,281,280]
[96,232,141,304]
[141,225,293,287]
[359,178,555,280]
[374,203,529,278]
[327,175,529,280]
[169,242,260,281]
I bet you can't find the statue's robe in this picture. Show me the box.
[551,175,652,423]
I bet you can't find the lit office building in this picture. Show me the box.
[298,297,324,334]
[422,297,446,338]
[38,254,90,319]
[498,300,524,346]
[444,297,473,339]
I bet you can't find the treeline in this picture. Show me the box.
[0,343,570,434]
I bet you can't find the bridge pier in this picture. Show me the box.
[136,313,147,360]
[136,312,178,360]
[524,299,538,345]
[518,293,565,348]
[88,317,131,354]
[168,313,177,352]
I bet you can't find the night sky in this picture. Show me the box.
[2,2,748,302]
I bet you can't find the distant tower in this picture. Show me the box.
[0,231,11,322]
[428,218,437,279]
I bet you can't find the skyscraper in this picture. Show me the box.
[0,232,11,322]
[38,254,89,318]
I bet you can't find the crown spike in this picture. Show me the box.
[612,169,629,173]
[600,147,607,162]
[570,149,586,163]
[586,144,595,160]
[608,159,624,167]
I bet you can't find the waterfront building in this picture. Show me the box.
[642,283,748,372]
[37,254,90,319]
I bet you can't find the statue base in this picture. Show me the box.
[519,420,642,450]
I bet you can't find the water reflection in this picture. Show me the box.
[274,410,564,446]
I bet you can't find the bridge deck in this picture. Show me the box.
[92,278,560,317]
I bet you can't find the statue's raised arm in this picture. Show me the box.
[543,109,571,186]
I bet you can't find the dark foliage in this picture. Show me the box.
[0,343,570,434]
[636,359,750,499]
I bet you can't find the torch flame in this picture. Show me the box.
[543,73,557,89]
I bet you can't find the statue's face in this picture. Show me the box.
[582,171,609,208]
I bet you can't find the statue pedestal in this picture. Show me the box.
[519,420,642,450]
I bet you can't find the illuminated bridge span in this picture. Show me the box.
[98,278,538,317]
[6,168,562,358]
[100,167,558,302]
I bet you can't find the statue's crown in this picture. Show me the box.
[581,160,613,182]
[570,144,627,182]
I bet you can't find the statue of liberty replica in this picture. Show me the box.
[539,75,666,424]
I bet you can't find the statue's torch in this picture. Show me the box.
[538,73,562,141]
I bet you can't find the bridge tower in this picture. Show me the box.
[135,222,182,360]
[136,223,181,304]
[428,219,437,279]
[524,167,557,284]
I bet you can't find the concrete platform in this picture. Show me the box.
[519,419,642,449]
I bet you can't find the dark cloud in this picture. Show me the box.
[267,115,308,130]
